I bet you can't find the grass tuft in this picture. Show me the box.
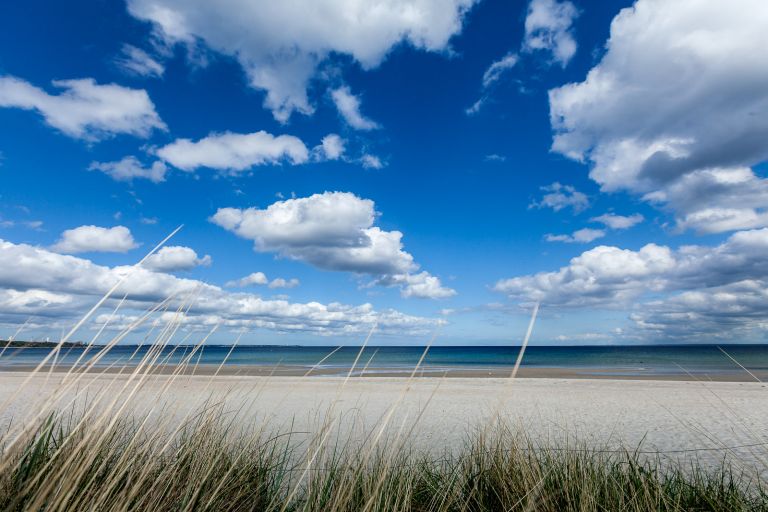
[1,409,765,511]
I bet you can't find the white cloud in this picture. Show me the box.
[545,227,605,243]
[317,134,346,161]
[481,52,518,88]
[381,271,457,299]
[127,0,477,122]
[331,87,380,131]
[156,130,309,172]
[467,0,577,114]
[466,52,518,115]
[495,242,676,308]
[546,213,643,244]
[115,44,165,78]
[523,0,579,66]
[644,167,768,234]
[0,218,43,231]
[554,332,615,343]
[529,182,589,213]
[268,277,300,289]
[225,272,300,289]
[548,0,768,233]
[361,154,384,169]
[89,156,168,183]
[0,75,165,141]
[464,97,485,116]
[0,238,440,337]
[211,192,454,299]
[590,213,644,230]
[676,207,768,235]
[142,245,211,272]
[494,228,768,340]
[628,280,768,341]
[52,226,139,254]
[210,192,410,274]
[226,272,268,288]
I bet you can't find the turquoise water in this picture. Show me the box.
[1,344,767,377]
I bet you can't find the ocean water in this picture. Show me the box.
[1,344,767,377]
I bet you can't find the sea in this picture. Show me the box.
[1,344,767,378]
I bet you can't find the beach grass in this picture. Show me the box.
[0,405,766,511]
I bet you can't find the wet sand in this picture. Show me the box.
[0,363,765,381]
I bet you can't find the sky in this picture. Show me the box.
[0,0,767,346]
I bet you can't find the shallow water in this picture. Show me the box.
[2,344,767,378]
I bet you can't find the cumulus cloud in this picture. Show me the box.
[226,272,299,289]
[142,245,211,272]
[52,226,139,254]
[379,271,457,299]
[89,156,168,183]
[548,0,768,233]
[156,131,310,172]
[211,192,454,299]
[0,75,165,141]
[268,277,300,289]
[310,135,382,169]
[126,0,476,122]
[331,87,380,131]
[317,134,346,160]
[226,272,268,287]
[629,280,768,341]
[494,228,768,340]
[546,213,643,244]
[0,238,440,337]
[545,228,605,244]
[115,44,165,78]
[210,192,410,274]
[523,0,579,66]
[529,182,589,213]
[644,167,768,234]
[590,213,644,230]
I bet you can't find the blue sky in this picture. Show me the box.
[0,0,767,345]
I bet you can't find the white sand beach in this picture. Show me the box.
[1,372,766,472]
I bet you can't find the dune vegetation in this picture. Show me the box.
[0,405,766,511]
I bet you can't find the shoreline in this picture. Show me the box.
[1,371,766,472]
[0,363,764,381]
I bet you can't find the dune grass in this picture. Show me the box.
[0,405,766,511]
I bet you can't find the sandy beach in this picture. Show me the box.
[1,371,766,472]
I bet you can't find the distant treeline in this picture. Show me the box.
[1,340,85,348]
